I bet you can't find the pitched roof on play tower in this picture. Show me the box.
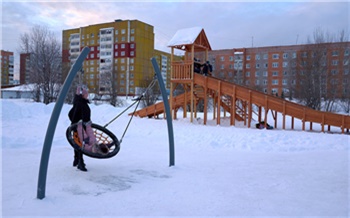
[167,27,212,51]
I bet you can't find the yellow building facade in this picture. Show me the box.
[62,19,163,96]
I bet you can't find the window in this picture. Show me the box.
[343,60,349,66]
[130,44,135,49]
[121,66,125,71]
[115,30,118,35]
[121,58,125,63]
[121,36,125,42]
[256,63,260,68]
[90,74,94,79]
[121,51,125,56]
[255,71,260,77]
[263,80,268,85]
[246,55,251,61]
[246,63,250,69]
[345,50,349,56]
[115,38,118,42]
[301,52,307,58]
[121,44,125,49]
[220,64,224,69]
[115,44,118,49]
[292,52,297,59]
[272,62,279,68]
[255,54,260,60]
[90,67,94,72]
[283,53,288,59]
[282,79,287,85]
[91,47,94,51]
[115,52,118,57]
[272,54,279,59]
[130,58,134,64]
[220,56,225,61]
[332,51,339,56]
[332,60,339,66]
[130,66,134,71]
[121,29,126,34]
[90,54,94,58]
[283,71,288,76]
[263,54,268,59]
[246,72,250,77]
[131,29,135,34]
[255,80,260,85]
[229,56,234,61]
[272,80,278,85]
[283,62,288,68]
[91,33,94,38]
[264,63,268,68]
[130,51,134,56]
[263,71,268,77]
[130,36,135,42]
[272,71,278,76]
[90,40,94,44]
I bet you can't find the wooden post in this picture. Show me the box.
[217,81,221,125]
[190,45,194,123]
[204,77,208,125]
[170,47,174,119]
[248,91,252,128]
[231,85,236,126]
[282,101,286,130]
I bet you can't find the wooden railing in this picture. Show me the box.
[171,61,192,81]
[193,73,350,133]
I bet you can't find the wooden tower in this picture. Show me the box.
[167,27,212,122]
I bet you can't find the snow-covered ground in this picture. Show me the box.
[1,98,349,217]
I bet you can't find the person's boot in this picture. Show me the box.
[73,150,79,167]
[77,160,87,172]
[73,157,79,167]
[77,152,87,172]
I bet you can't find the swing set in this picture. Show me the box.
[65,76,158,159]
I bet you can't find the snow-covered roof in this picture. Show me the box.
[1,84,34,92]
[167,27,203,47]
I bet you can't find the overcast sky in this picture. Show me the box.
[1,0,349,75]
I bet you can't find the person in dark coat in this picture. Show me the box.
[68,85,91,171]
[202,61,212,76]
[194,58,202,74]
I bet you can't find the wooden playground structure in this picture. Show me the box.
[132,27,350,134]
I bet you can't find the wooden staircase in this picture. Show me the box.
[131,73,350,134]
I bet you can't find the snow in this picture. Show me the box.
[1,98,349,217]
[167,27,203,47]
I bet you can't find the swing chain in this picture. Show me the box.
[103,75,158,143]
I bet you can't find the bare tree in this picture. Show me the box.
[19,25,62,104]
[295,27,348,111]
[139,76,160,108]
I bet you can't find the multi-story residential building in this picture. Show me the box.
[20,53,31,84]
[1,50,14,86]
[196,42,350,98]
[62,19,172,97]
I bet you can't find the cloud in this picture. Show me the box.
[1,1,349,75]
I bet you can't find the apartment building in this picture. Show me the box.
[19,53,31,84]
[62,19,174,97]
[196,42,350,98]
[1,50,14,86]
